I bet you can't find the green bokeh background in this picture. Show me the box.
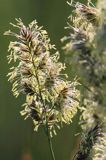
[0,0,88,160]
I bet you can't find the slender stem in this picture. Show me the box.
[31,52,56,160]
[46,128,56,160]
[78,80,95,94]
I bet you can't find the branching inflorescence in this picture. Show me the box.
[4,19,80,137]
[63,0,106,159]
[4,0,106,159]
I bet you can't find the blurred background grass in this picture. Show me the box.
[0,0,89,160]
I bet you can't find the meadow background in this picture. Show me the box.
[0,0,89,159]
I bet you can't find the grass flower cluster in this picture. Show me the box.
[63,0,106,159]
[4,0,106,159]
[4,19,80,137]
